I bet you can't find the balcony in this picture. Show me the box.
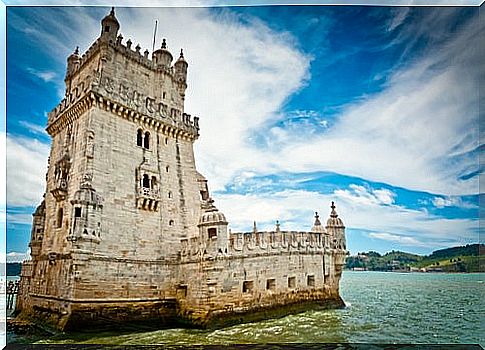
[51,178,68,201]
[137,187,160,211]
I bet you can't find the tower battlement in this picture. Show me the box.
[17,8,347,331]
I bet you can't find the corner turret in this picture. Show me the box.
[66,46,80,78]
[198,198,229,255]
[100,7,120,43]
[29,200,46,258]
[311,211,326,233]
[174,49,188,83]
[152,39,173,69]
[325,201,346,250]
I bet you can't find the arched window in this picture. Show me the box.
[142,174,150,188]
[144,132,150,149]
[137,129,143,147]
[151,176,157,190]
[168,191,172,199]
[57,208,63,228]
[169,220,174,226]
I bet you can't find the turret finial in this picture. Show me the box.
[110,7,115,15]
[179,48,184,59]
[74,46,79,55]
[253,221,257,233]
[330,201,338,218]
[161,38,167,49]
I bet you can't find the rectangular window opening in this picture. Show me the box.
[208,228,217,239]
[266,278,276,290]
[74,207,82,218]
[288,276,296,289]
[307,275,315,287]
[242,280,254,293]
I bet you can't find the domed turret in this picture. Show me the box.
[66,46,81,78]
[311,212,326,233]
[100,7,119,42]
[152,39,173,69]
[326,201,344,228]
[174,49,188,83]
[199,198,227,226]
[198,198,229,254]
[325,201,346,250]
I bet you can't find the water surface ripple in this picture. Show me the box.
[29,272,484,346]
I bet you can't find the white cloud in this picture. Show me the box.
[431,196,477,209]
[180,7,479,197]
[6,249,30,263]
[6,212,33,225]
[6,135,49,207]
[368,232,423,246]
[386,8,410,32]
[215,186,478,249]
[334,184,396,206]
[26,68,56,82]
[18,120,48,136]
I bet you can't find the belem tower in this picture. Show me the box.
[16,8,348,330]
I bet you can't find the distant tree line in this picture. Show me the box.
[345,244,484,273]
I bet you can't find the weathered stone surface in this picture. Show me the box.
[16,8,348,331]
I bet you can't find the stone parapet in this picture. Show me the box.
[179,230,345,262]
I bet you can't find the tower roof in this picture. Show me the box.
[311,211,326,233]
[326,201,345,228]
[175,49,187,65]
[199,198,227,226]
[102,7,119,27]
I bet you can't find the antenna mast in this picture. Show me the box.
[152,20,158,53]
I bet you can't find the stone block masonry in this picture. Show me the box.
[15,7,347,331]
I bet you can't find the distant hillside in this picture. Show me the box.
[346,244,484,273]
[6,262,22,276]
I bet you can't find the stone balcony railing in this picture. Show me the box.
[51,178,68,201]
[138,187,160,199]
[137,187,160,211]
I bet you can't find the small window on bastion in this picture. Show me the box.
[243,280,254,293]
[266,278,276,290]
[208,228,217,239]
[169,220,174,226]
[288,276,296,289]
[104,26,110,32]
[307,275,315,287]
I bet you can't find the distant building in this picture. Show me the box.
[16,8,347,330]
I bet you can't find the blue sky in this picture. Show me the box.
[3,4,482,262]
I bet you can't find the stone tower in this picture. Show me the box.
[16,8,347,330]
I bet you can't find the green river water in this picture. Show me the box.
[10,271,485,346]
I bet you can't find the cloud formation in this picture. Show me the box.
[6,135,49,207]
[215,185,478,251]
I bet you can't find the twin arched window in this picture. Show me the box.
[137,129,150,149]
[142,174,158,190]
